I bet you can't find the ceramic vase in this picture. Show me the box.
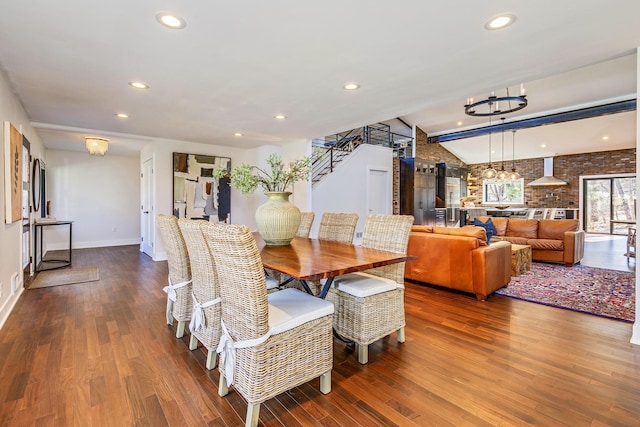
[255,191,301,245]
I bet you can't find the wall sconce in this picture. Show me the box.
[85,137,109,156]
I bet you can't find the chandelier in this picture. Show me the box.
[464,85,527,117]
[85,137,109,156]
[466,85,528,181]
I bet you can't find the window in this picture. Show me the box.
[482,178,524,205]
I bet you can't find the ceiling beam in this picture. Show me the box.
[427,99,637,143]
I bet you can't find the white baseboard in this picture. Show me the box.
[0,286,24,331]
[47,238,141,251]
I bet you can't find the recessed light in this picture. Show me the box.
[115,113,129,119]
[234,132,243,137]
[274,114,286,120]
[484,13,516,30]
[603,135,609,140]
[129,81,149,89]
[343,82,360,90]
[541,144,547,148]
[457,121,463,126]
[156,12,186,29]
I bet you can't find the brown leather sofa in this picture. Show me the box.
[405,225,512,301]
[477,216,584,267]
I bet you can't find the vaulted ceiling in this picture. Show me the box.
[0,1,638,159]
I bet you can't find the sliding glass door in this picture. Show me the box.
[584,176,636,234]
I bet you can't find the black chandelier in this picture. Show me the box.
[464,85,527,117]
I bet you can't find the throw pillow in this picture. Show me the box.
[474,217,496,243]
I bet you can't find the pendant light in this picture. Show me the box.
[481,109,497,180]
[496,118,509,181]
[507,130,521,180]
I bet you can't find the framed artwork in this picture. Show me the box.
[172,152,232,222]
[4,121,22,224]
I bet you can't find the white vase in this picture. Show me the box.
[255,191,301,245]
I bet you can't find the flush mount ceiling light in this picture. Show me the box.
[343,82,360,90]
[274,114,286,120]
[484,13,517,30]
[128,81,149,89]
[234,132,243,137]
[85,137,109,156]
[465,84,527,116]
[115,113,129,118]
[155,12,186,29]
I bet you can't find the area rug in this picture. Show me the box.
[29,266,99,289]
[494,263,635,322]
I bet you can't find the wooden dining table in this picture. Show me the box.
[256,234,416,298]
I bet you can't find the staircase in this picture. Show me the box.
[311,123,413,187]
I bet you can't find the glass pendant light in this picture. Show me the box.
[481,108,497,180]
[507,129,521,180]
[495,118,509,181]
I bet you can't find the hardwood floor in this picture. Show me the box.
[1,245,639,426]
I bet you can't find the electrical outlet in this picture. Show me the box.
[356,232,363,238]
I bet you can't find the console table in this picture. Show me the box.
[34,220,73,271]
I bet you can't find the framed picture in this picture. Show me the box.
[482,178,525,205]
[173,152,232,222]
[4,121,22,224]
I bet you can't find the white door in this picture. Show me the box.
[367,168,390,214]
[141,157,154,257]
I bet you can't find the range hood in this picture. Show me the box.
[527,157,568,186]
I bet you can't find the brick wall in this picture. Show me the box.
[468,149,636,208]
[393,127,635,213]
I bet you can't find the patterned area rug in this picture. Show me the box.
[494,263,635,322]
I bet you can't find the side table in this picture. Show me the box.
[510,244,532,276]
[34,220,73,271]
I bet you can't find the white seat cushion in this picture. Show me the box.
[267,288,334,335]
[265,276,279,290]
[333,272,402,298]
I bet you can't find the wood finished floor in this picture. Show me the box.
[1,245,639,426]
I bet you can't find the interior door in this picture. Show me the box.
[141,158,154,256]
[367,168,390,215]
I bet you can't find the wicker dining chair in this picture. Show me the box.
[202,223,334,427]
[296,212,315,238]
[157,214,193,338]
[178,219,222,370]
[318,212,359,243]
[326,213,414,364]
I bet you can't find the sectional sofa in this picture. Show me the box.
[404,225,512,301]
[476,216,584,267]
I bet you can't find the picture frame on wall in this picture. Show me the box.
[4,121,22,224]
[172,152,232,223]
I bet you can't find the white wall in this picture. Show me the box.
[0,69,46,329]
[311,144,393,239]
[45,149,141,249]
[144,138,310,261]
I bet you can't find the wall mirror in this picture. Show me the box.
[32,158,41,212]
[172,152,232,222]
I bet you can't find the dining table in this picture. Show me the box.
[255,234,416,299]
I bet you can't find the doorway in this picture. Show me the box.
[583,175,636,234]
[141,157,154,257]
